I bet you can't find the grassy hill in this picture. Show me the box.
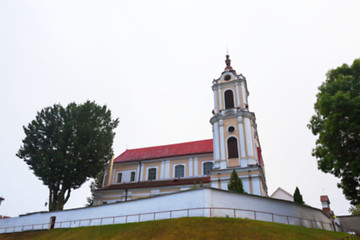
[0,217,349,240]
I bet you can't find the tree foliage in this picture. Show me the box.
[349,204,360,215]
[228,169,244,193]
[308,59,360,205]
[17,101,119,211]
[293,187,304,204]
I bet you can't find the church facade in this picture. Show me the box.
[93,55,268,205]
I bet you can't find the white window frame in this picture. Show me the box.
[116,172,122,183]
[130,171,136,182]
[146,167,158,180]
[173,164,186,178]
[116,170,137,183]
[202,161,214,176]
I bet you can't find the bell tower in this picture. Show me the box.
[210,55,268,196]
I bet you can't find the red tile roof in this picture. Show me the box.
[97,176,211,191]
[114,139,213,163]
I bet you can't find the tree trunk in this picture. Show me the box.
[48,186,71,211]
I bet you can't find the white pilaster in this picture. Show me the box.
[235,82,240,107]
[137,163,140,181]
[241,82,247,108]
[213,89,218,113]
[165,160,170,178]
[140,162,144,181]
[213,122,220,161]
[238,116,246,158]
[244,118,254,156]
[194,157,198,175]
[189,157,193,177]
[219,120,225,161]
[112,168,116,184]
[160,160,165,179]
[218,87,222,110]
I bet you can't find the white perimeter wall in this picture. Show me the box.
[208,189,334,231]
[0,188,334,233]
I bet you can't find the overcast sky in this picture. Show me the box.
[1,0,359,217]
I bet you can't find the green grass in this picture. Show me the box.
[0,217,350,240]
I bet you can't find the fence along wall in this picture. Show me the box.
[208,189,335,231]
[0,188,335,233]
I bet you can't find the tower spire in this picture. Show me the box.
[224,54,236,74]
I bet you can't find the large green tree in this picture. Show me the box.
[308,59,360,205]
[228,169,245,193]
[17,101,119,211]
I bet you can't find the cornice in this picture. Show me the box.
[210,110,255,124]
[212,79,245,89]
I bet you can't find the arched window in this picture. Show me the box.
[225,90,235,109]
[228,137,239,158]
[148,168,157,180]
[175,165,184,178]
[203,162,213,175]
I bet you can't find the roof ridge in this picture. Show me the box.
[123,139,213,151]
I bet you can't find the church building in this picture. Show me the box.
[93,55,268,205]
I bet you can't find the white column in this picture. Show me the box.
[218,87,222,110]
[213,89,218,113]
[194,157,198,175]
[219,120,225,161]
[235,82,241,107]
[213,122,220,161]
[160,160,165,179]
[189,157,193,177]
[238,117,246,159]
[244,118,254,156]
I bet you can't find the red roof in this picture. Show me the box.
[114,139,213,163]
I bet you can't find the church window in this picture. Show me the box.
[131,171,136,182]
[175,165,185,178]
[203,162,213,175]
[117,173,122,183]
[148,168,157,180]
[224,74,231,81]
[228,126,235,133]
[225,90,235,109]
[227,137,239,158]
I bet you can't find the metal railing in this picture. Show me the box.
[0,207,335,234]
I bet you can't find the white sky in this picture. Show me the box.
[0,0,359,217]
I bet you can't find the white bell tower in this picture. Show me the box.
[209,55,268,196]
